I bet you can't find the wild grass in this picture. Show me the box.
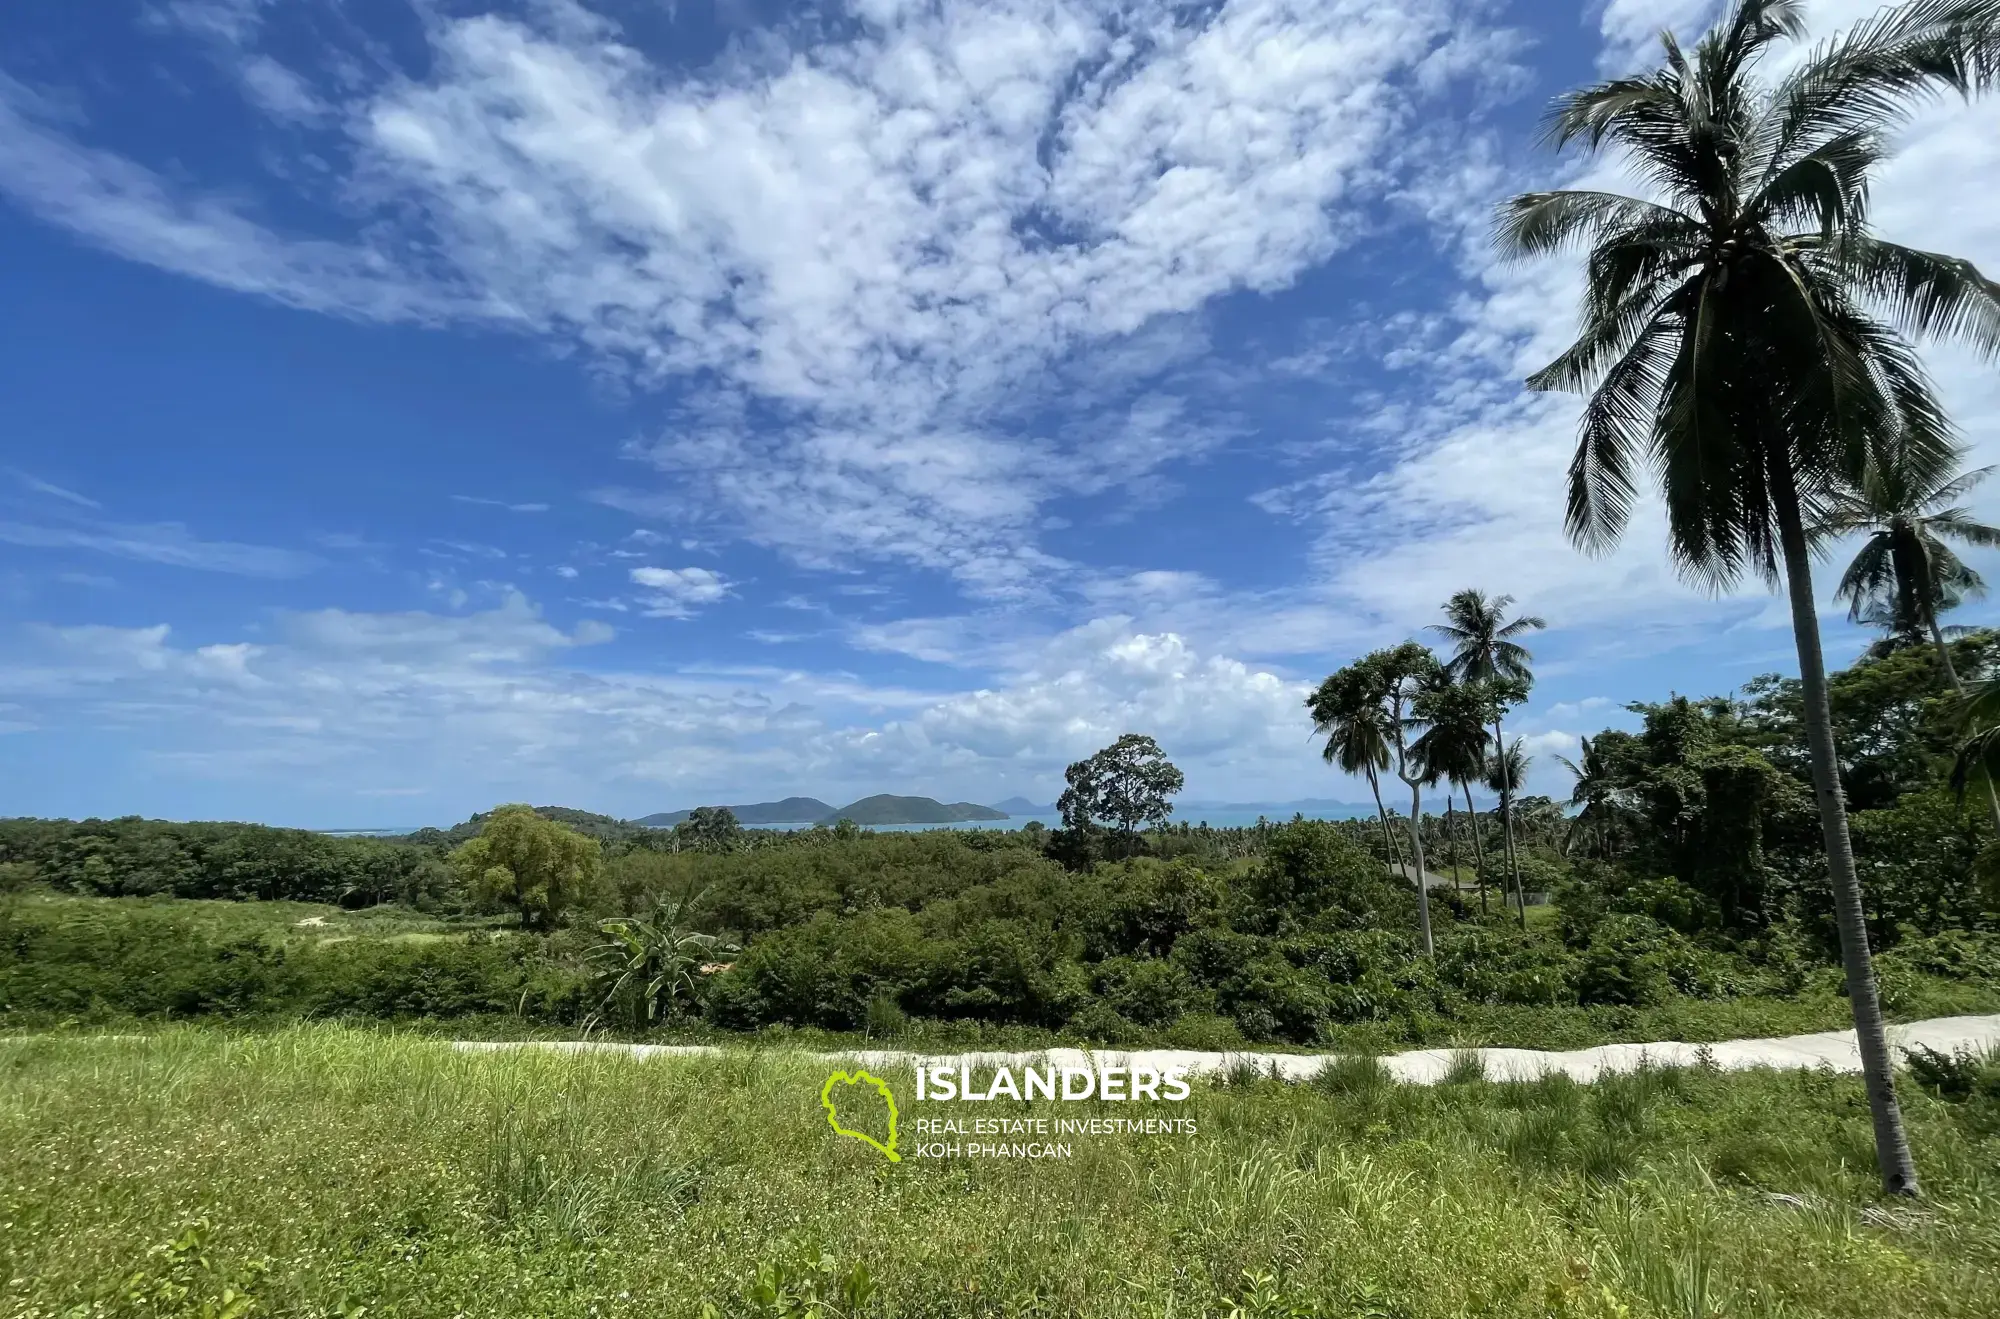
[2,1027,1998,1318]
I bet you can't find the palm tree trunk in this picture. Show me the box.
[1402,775,1435,958]
[1774,461,1920,1198]
[1926,617,2000,835]
[1493,717,1526,929]
[1463,780,1488,915]
[1367,769,1402,870]
[1445,796,1463,889]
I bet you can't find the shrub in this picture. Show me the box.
[1091,955,1200,1027]
[1575,915,1672,1007]
[1903,1043,2000,1103]
[1063,1000,1141,1045]
[1239,819,1413,933]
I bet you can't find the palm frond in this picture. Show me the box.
[1558,305,1681,554]
[1493,190,1696,260]
[1760,0,2000,182]
[1750,129,1883,236]
[1841,236,2000,357]
[1929,507,2000,548]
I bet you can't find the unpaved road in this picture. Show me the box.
[450,1012,2000,1085]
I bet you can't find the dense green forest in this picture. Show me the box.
[4,630,1997,1049]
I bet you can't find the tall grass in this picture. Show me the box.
[1,1027,1997,1317]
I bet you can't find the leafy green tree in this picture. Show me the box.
[448,804,602,930]
[1058,734,1186,859]
[675,806,744,854]
[1498,0,2000,1197]
[1747,631,2000,808]
[1431,591,1544,917]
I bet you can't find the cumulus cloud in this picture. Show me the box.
[0,594,1347,809]
[629,565,734,617]
[1250,0,2000,655]
[0,0,1521,595]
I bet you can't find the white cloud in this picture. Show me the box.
[629,565,734,617]
[11,470,101,508]
[0,594,1359,808]
[452,495,550,513]
[1595,0,1720,74]
[1248,0,2000,655]
[0,517,318,577]
[0,0,1521,595]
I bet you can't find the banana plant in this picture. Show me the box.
[591,883,738,1028]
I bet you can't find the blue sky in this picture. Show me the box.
[3,0,1998,828]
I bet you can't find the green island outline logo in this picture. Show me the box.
[820,1069,901,1163]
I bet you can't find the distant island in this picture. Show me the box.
[636,794,1009,827]
[826,795,1007,825]
[991,796,1056,815]
[635,797,836,827]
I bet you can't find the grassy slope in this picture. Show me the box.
[2,1027,1998,1318]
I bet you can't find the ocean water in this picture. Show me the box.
[321,806,1376,838]
[755,807,1371,833]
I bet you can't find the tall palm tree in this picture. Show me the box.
[1825,446,2000,830]
[1379,644,1446,957]
[1483,738,1534,928]
[1431,591,1544,914]
[1556,734,1625,858]
[1824,447,2000,690]
[1413,676,1499,914]
[1497,0,2000,1197]
[1307,671,1404,869]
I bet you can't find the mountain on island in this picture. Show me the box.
[636,795,1011,827]
[635,797,836,827]
[991,796,1057,815]
[822,795,1008,825]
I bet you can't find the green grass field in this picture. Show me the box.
[3,1027,1998,1318]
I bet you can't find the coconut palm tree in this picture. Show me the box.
[1380,644,1446,957]
[1319,645,1445,955]
[1497,0,2000,1197]
[1413,676,1500,914]
[1307,670,1404,869]
[1556,734,1627,858]
[1825,446,2000,830]
[1824,447,2000,688]
[1483,738,1535,928]
[1432,591,1543,911]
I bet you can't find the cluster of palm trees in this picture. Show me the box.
[1308,590,1545,956]
[1496,0,2000,1197]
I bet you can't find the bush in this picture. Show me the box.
[1091,955,1200,1027]
[0,901,590,1024]
[1239,820,1412,933]
[1903,1043,2000,1103]
[1575,915,1673,1007]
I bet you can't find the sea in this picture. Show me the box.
[322,805,1374,838]
[751,807,1373,834]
